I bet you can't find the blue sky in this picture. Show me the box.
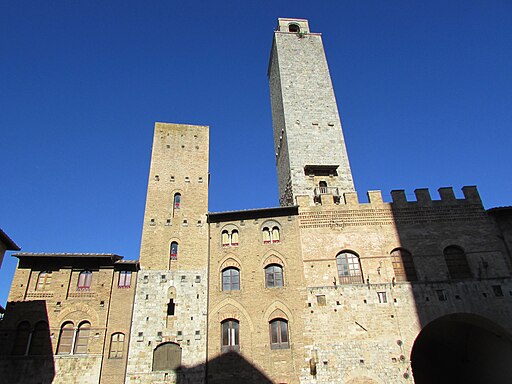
[1,1,511,305]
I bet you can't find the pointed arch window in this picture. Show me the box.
[57,322,75,355]
[444,245,471,279]
[109,333,125,359]
[74,321,91,354]
[12,321,31,355]
[77,270,92,290]
[391,248,417,282]
[36,271,52,291]
[221,319,239,352]
[269,319,289,350]
[265,264,284,288]
[222,267,240,291]
[29,321,50,355]
[336,251,363,284]
[170,242,178,260]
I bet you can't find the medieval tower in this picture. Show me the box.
[268,18,354,206]
[125,123,210,383]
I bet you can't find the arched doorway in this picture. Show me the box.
[411,314,512,384]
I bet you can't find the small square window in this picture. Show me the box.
[316,295,326,306]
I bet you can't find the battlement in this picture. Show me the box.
[297,186,483,209]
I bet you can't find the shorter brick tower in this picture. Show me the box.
[126,123,209,384]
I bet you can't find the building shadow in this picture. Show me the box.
[177,351,273,384]
[388,187,512,384]
[0,300,55,384]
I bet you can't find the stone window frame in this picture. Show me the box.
[77,270,93,290]
[36,271,52,291]
[443,245,472,279]
[261,220,282,244]
[109,332,125,359]
[269,318,289,350]
[221,267,241,291]
[118,270,132,288]
[391,248,418,282]
[220,224,240,247]
[265,264,284,288]
[335,250,363,284]
[56,320,92,355]
[221,318,240,353]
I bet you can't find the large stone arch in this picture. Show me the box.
[410,313,512,384]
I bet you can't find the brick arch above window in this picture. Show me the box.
[219,256,242,271]
[262,254,286,269]
[263,300,294,323]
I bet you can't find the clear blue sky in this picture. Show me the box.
[1,1,511,305]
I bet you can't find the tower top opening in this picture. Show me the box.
[276,18,310,33]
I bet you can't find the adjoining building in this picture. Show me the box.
[2,18,512,384]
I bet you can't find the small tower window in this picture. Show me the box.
[167,299,176,316]
[170,242,178,260]
[288,23,300,33]
[173,193,181,217]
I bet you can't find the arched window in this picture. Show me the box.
[288,23,300,33]
[77,270,92,290]
[319,181,328,194]
[57,322,74,355]
[153,342,182,371]
[221,230,230,246]
[36,271,52,291]
[269,319,289,350]
[109,333,125,359]
[12,321,30,355]
[391,248,417,282]
[74,321,91,354]
[231,230,239,246]
[167,299,175,316]
[336,251,363,284]
[263,227,271,244]
[222,268,240,291]
[29,321,50,355]
[221,319,239,352]
[173,193,181,210]
[271,227,280,243]
[170,242,178,260]
[265,264,284,288]
[444,245,472,279]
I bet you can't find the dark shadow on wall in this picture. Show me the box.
[0,300,55,384]
[388,188,512,383]
[177,351,273,384]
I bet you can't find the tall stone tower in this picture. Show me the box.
[268,18,354,206]
[126,123,209,383]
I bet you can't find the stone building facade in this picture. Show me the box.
[2,17,512,384]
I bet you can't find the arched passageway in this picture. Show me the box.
[411,314,512,384]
